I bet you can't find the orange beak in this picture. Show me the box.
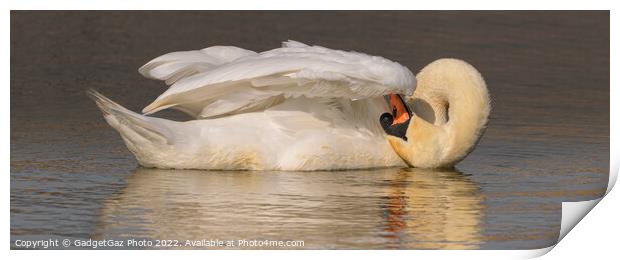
[389,94,411,125]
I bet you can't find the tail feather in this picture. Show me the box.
[87,89,169,145]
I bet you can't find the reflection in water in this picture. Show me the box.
[93,167,483,249]
[383,169,484,249]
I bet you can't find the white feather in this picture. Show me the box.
[140,40,416,118]
[139,46,257,85]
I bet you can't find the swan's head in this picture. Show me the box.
[380,93,447,169]
[380,58,491,169]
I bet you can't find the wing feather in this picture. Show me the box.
[139,40,416,118]
[139,46,257,85]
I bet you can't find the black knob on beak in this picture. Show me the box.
[380,112,410,141]
[380,113,394,132]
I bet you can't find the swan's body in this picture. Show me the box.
[90,92,407,170]
[90,41,413,170]
[90,40,490,170]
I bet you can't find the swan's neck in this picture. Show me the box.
[389,58,490,168]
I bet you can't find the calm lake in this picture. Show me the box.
[10,11,609,249]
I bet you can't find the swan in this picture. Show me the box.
[88,40,490,170]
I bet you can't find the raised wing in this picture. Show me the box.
[138,46,257,85]
[139,40,416,118]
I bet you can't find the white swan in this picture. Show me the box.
[89,40,489,170]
